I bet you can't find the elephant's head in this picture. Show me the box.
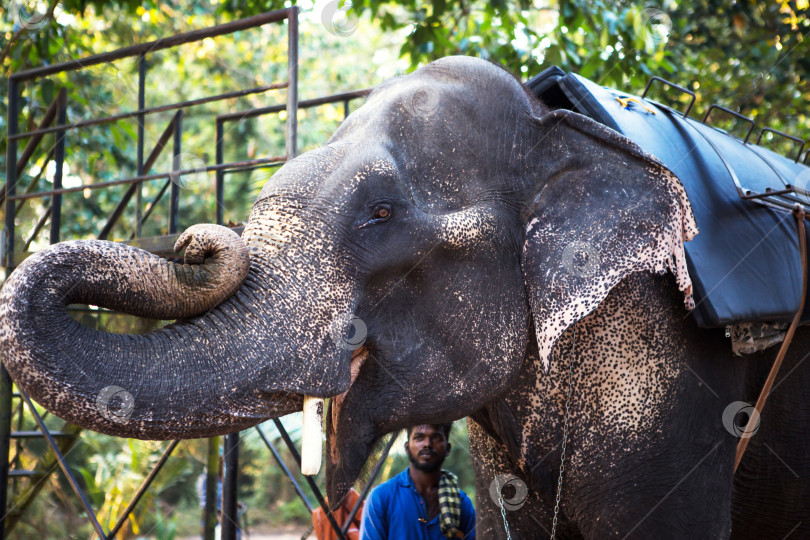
[0,56,695,503]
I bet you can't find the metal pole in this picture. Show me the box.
[99,111,179,240]
[215,119,224,225]
[169,109,182,234]
[135,53,146,238]
[11,83,287,141]
[9,156,285,202]
[203,436,219,540]
[0,371,11,540]
[0,90,60,208]
[341,434,397,535]
[12,144,55,219]
[5,78,19,272]
[1,79,20,539]
[13,389,24,471]
[286,6,298,160]
[19,392,105,538]
[23,205,52,251]
[272,419,347,540]
[107,440,180,538]
[221,432,240,540]
[49,89,67,245]
[215,88,371,123]
[255,426,314,512]
[129,180,170,241]
[10,11,292,83]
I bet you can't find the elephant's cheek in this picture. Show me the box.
[328,347,369,465]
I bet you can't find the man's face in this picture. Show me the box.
[405,425,451,473]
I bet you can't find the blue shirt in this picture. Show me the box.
[360,469,476,539]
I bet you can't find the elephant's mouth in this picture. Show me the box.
[301,346,369,475]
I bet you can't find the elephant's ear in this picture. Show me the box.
[522,110,697,372]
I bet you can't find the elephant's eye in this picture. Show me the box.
[369,204,392,224]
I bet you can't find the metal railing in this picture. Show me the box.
[642,76,809,214]
[1,7,385,538]
[0,7,367,539]
[3,11,297,264]
[2,7,300,535]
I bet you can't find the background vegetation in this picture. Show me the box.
[1,0,808,537]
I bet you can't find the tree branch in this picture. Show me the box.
[0,0,61,69]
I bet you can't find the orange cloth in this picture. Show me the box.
[312,487,363,540]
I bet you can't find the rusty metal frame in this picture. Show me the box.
[702,104,756,143]
[641,75,810,215]
[2,7,383,538]
[1,8,300,539]
[263,420,395,540]
[756,127,806,163]
[642,76,696,118]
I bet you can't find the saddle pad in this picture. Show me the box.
[527,68,810,327]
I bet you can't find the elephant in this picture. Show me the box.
[1,56,808,538]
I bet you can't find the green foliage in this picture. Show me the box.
[344,0,808,155]
[6,399,197,537]
[664,0,809,155]
[1,0,388,253]
[348,0,542,76]
[73,437,194,535]
[150,510,179,540]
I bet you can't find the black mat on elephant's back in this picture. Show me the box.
[527,67,810,328]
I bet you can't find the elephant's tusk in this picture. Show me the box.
[301,396,325,476]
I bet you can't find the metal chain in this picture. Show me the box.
[495,475,512,540]
[551,327,576,539]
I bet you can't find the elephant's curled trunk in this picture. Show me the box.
[0,224,301,439]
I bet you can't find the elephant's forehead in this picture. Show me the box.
[350,70,526,140]
[256,144,351,203]
[344,159,398,187]
[309,157,400,205]
[364,56,530,110]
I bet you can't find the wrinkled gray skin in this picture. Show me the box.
[1,57,808,538]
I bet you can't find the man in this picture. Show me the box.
[360,423,476,539]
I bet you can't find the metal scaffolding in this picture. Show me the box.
[1,8,381,539]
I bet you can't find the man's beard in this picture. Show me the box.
[406,446,445,473]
